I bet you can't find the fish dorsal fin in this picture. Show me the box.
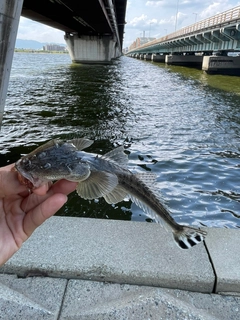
[103,185,128,204]
[67,138,94,151]
[76,171,118,200]
[102,146,128,167]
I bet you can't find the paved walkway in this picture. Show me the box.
[0,217,239,319]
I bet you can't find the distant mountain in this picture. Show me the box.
[15,39,66,50]
[15,39,44,49]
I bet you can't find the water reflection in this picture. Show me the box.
[156,63,240,95]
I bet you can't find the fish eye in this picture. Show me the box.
[43,163,51,169]
[37,152,46,159]
[22,159,31,167]
[22,158,28,164]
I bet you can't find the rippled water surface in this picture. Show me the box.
[1,52,240,228]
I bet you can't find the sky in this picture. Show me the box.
[17,0,240,49]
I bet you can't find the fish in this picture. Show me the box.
[15,138,207,249]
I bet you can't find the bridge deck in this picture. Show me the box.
[22,0,127,47]
[129,5,240,54]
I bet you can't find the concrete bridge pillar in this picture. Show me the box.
[144,53,152,61]
[0,0,23,125]
[64,34,121,64]
[202,55,240,75]
[165,54,203,68]
[151,54,166,62]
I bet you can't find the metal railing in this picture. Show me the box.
[133,5,240,51]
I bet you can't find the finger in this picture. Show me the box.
[0,165,28,197]
[21,180,77,213]
[50,180,78,195]
[32,182,52,196]
[18,189,31,198]
[23,193,67,237]
[32,180,76,197]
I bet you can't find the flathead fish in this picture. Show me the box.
[15,138,207,249]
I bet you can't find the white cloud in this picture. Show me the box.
[146,1,164,7]
[128,14,148,27]
[17,17,65,43]
[158,18,172,25]
[176,12,188,27]
[199,2,231,19]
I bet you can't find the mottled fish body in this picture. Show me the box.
[15,138,207,249]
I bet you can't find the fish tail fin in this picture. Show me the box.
[173,227,207,249]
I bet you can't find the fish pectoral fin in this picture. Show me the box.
[102,146,128,167]
[76,171,118,200]
[103,185,128,204]
[67,163,90,181]
[67,138,94,151]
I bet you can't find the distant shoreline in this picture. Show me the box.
[14,49,68,54]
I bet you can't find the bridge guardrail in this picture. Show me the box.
[132,5,240,51]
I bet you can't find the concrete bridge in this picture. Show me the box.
[21,0,127,64]
[0,0,127,124]
[127,6,240,75]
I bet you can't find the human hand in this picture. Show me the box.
[0,163,77,265]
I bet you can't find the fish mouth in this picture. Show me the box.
[15,159,42,188]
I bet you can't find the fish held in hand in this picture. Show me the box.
[15,138,207,249]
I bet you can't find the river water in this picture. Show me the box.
[1,52,240,228]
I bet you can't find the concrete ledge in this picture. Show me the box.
[1,217,240,319]
[205,228,240,293]
[0,217,214,293]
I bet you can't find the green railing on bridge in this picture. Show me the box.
[128,5,240,54]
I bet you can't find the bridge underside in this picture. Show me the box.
[22,0,126,45]
[22,0,127,63]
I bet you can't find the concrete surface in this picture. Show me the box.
[60,280,240,320]
[0,275,240,320]
[205,228,240,293]
[0,274,66,319]
[0,217,239,319]
[0,217,214,292]
[202,55,240,75]
[165,55,203,67]
[65,34,120,64]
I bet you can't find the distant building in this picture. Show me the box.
[43,44,66,51]
[129,37,156,51]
